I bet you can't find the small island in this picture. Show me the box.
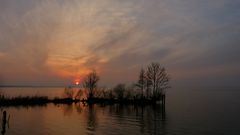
[0,62,170,107]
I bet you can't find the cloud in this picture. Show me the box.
[0,0,239,86]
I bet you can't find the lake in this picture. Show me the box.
[0,87,240,135]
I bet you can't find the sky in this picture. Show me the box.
[0,0,240,87]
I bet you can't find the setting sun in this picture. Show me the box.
[74,79,81,85]
[75,81,79,85]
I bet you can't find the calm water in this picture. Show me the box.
[1,87,240,135]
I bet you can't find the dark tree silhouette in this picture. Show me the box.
[146,62,170,99]
[113,84,126,100]
[136,68,146,98]
[63,87,74,99]
[146,79,151,99]
[83,70,100,100]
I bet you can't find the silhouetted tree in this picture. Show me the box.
[108,89,115,99]
[146,79,151,99]
[136,68,146,99]
[63,87,74,99]
[83,70,100,100]
[75,89,83,99]
[113,84,126,100]
[146,62,170,99]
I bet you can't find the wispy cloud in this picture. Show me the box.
[0,0,239,86]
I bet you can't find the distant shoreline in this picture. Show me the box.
[0,85,66,88]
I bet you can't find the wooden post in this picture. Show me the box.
[1,111,7,134]
[2,111,6,123]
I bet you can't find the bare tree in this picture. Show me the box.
[136,68,146,98]
[146,79,151,99]
[75,89,83,99]
[146,62,170,99]
[107,89,115,99]
[63,87,74,99]
[113,84,126,100]
[82,70,100,100]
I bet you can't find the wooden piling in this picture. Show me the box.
[2,111,6,123]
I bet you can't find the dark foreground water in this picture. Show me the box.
[0,87,240,135]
